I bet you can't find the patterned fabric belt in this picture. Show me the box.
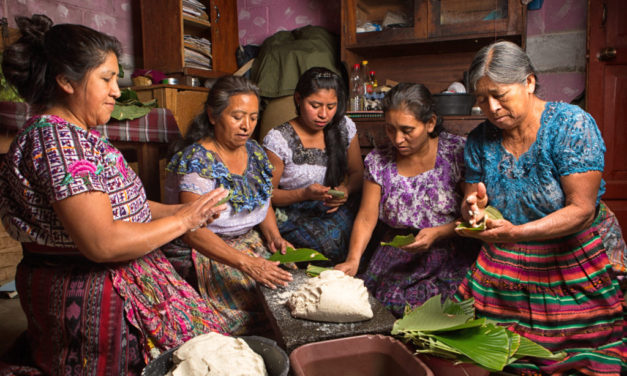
[0,101,180,143]
[21,243,93,265]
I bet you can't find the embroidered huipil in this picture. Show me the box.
[0,115,226,374]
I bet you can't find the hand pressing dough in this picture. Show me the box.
[287,270,373,322]
[166,332,267,376]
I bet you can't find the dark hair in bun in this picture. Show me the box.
[2,14,122,111]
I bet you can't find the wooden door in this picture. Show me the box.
[209,0,238,74]
[587,0,627,228]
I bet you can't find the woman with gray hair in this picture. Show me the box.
[163,75,293,336]
[455,40,626,374]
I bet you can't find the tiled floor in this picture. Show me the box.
[0,295,27,355]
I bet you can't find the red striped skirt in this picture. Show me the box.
[456,209,627,375]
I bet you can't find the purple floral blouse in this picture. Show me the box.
[365,132,466,229]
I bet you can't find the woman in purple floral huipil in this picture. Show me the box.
[335,83,479,317]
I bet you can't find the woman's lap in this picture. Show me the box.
[192,229,272,336]
[276,199,358,264]
[455,225,626,375]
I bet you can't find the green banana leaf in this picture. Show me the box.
[392,295,565,371]
[111,104,152,120]
[327,189,345,198]
[214,190,232,206]
[0,53,24,102]
[505,330,522,360]
[392,294,473,335]
[110,88,158,121]
[380,233,415,247]
[443,296,475,316]
[456,205,504,231]
[509,333,566,362]
[267,247,328,263]
[305,264,332,277]
[430,323,510,371]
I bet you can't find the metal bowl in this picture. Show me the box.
[141,335,289,376]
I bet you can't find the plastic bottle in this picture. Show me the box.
[360,60,370,100]
[366,70,377,95]
[364,70,380,110]
[349,63,363,111]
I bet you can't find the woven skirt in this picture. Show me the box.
[455,211,626,375]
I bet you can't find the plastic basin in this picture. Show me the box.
[289,334,433,376]
[433,93,475,116]
[141,335,289,376]
[419,354,490,376]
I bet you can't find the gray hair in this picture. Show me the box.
[468,41,537,92]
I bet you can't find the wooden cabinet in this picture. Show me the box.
[341,0,525,151]
[132,84,209,136]
[139,0,238,79]
[341,0,526,92]
[428,0,525,39]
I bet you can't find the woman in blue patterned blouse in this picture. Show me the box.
[163,76,293,336]
[455,40,626,375]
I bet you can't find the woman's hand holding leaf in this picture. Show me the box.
[462,182,488,227]
[241,256,292,289]
[324,183,349,213]
[458,217,518,243]
[402,228,438,253]
[265,234,292,255]
[303,183,332,202]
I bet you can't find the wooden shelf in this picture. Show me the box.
[347,34,524,58]
[182,66,230,79]
[183,14,211,28]
[140,0,238,78]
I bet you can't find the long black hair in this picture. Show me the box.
[294,67,347,187]
[381,83,443,138]
[2,14,122,112]
[171,75,260,154]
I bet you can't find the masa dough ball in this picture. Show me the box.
[166,332,268,376]
[287,269,373,322]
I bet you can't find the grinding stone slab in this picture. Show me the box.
[258,269,397,353]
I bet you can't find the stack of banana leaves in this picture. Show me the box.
[111,88,157,121]
[392,295,566,372]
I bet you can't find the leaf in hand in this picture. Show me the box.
[327,189,345,198]
[380,233,415,247]
[305,264,332,277]
[214,190,232,206]
[267,247,328,263]
[456,205,504,231]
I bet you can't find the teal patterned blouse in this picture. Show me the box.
[166,139,274,214]
[465,102,606,225]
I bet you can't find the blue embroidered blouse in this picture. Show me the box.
[464,102,606,225]
[165,140,274,235]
